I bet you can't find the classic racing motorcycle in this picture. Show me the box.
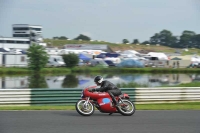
[75,86,135,116]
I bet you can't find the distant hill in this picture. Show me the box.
[43,39,200,55]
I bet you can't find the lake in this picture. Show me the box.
[0,73,199,89]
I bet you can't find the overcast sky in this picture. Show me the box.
[0,0,199,43]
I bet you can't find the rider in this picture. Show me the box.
[89,75,122,107]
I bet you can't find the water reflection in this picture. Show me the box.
[62,74,79,88]
[28,73,48,88]
[0,73,199,89]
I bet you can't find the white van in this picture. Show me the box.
[47,55,65,67]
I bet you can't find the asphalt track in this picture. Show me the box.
[0,110,200,133]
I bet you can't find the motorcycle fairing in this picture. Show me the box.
[97,97,117,113]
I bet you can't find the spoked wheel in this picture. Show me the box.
[75,99,94,116]
[117,99,135,116]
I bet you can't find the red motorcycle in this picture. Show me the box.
[75,86,135,116]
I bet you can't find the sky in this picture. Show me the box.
[0,0,200,43]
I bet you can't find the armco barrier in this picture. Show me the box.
[0,87,200,106]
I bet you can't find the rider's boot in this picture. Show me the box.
[112,100,119,107]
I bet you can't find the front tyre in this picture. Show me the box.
[75,99,94,116]
[117,99,135,116]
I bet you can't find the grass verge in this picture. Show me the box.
[1,67,200,75]
[0,102,200,110]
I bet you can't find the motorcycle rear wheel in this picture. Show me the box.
[75,99,95,116]
[117,99,135,116]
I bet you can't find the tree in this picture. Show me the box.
[179,30,196,48]
[132,39,139,44]
[53,37,59,39]
[59,36,68,40]
[149,30,178,47]
[193,34,200,48]
[142,41,150,44]
[122,39,129,44]
[53,36,68,40]
[62,53,79,67]
[150,33,160,45]
[27,43,49,71]
[74,34,91,41]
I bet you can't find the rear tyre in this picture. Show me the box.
[117,99,135,116]
[75,99,94,116]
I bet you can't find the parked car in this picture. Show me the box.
[47,55,65,67]
[96,53,121,58]
[96,53,121,64]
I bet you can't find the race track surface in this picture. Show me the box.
[0,110,200,133]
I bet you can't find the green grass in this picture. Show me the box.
[0,102,200,110]
[1,67,200,75]
[161,81,200,87]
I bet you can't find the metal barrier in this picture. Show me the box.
[0,87,200,106]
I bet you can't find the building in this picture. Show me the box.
[0,37,30,49]
[0,24,46,49]
[12,24,42,39]
[0,53,28,67]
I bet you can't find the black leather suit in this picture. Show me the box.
[95,80,122,104]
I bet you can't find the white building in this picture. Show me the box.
[1,54,28,67]
[0,37,30,49]
[0,24,46,49]
[12,24,42,39]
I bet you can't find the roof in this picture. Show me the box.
[0,37,29,41]
[12,24,42,27]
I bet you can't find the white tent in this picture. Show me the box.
[147,52,168,60]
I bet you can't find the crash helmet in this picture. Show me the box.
[94,75,104,85]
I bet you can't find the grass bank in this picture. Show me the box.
[43,39,200,55]
[0,102,200,110]
[1,67,199,75]
[165,81,200,87]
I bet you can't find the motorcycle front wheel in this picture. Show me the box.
[75,99,95,116]
[117,99,135,116]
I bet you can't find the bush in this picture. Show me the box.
[27,44,49,71]
[62,53,79,67]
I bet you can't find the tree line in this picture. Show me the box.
[52,30,200,48]
[123,30,200,48]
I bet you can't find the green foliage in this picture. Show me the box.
[142,41,150,44]
[117,82,148,88]
[167,82,200,87]
[62,53,79,68]
[2,67,200,75]
[150,30,178,47]
[122,39,129,44]
[74,34,91,41]
[45,30,200,49]
[27,43,49,71]
[132,39,139,44]
[179,31,196,48]
[53,36,68,40]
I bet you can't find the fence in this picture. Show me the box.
[0,87,200,106]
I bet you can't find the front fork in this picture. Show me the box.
[83,97,90,107]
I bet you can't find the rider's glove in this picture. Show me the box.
[89,88,96,92]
